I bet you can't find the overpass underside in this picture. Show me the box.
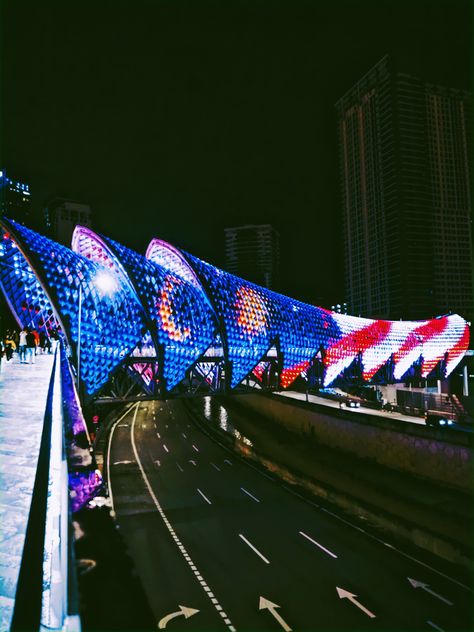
[0,218,469,405]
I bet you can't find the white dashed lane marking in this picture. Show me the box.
[163,444,169,453]
[299,531,338,559]
[238,534,270,564]
[197,489,212,505]
[130,404,235,631]
[210,462,221,472]
[241,487,260,503]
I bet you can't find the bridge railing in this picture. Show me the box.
[10,344,82,632]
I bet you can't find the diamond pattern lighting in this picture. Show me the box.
[73,228,217,391]
[1,219,146,395]
[0,217,469,395]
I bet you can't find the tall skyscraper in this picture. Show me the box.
[336,56,472,321]
[44,198,92,246]
[224,224,280,289]
[0,169,31,225]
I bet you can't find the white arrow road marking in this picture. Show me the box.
[408,578,453,606]
[299,531,338,559]
[224,459,232,465]
[176,463,184,472]
[241,487,260,503]
[336,587,376,618]
[189,460,197,466]
[259,597,292,631]
[163,444,169,453]
[158,605,199,629]
[210,462,221,472]
[130,404,235,632]
[192,444,199,452]
[154,460,161,467]
[197,489,212,505]
[182,432,187,439]
[113,460,133,465]
[239,534,270,564]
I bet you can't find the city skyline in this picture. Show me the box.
[2,0,472,310]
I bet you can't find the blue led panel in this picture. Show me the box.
[165,250,342,388]
[73,228,218,391]
[1,218,470,394]
[0,226,59,334]
[1,219,146,395]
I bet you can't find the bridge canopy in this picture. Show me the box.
[0,218,469,398]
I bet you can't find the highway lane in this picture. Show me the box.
[108,400,473,631]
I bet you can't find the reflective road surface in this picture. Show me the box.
[107,399,472,631]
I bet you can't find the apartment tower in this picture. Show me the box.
[336,56,472,321]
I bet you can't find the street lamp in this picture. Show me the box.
[77,270,118,395]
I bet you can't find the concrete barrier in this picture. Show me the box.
[232,393,473,492]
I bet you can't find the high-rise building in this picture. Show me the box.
[0,169,31,225]
[336,56,472,321]
[224,224,280,289]
[44,198,92,246]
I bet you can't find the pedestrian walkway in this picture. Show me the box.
[0,352,55,631]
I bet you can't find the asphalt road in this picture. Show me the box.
[108,400,473,632]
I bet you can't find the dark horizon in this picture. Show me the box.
[2,0,472,308]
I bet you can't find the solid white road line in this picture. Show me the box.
[107,404,137,515]
[176,462,184,472]
[197,489,212,505]
[299,531,338,559]
[241,487,260,503]
[238,534,270,564]
[210,462,221,472]
[163,444,169,453]
[192,444,199,452]
[130,404,235,631]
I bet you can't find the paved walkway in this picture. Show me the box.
[0,352,55,631]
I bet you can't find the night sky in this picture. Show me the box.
[2,0,472,307]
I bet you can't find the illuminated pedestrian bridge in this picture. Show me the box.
[0,217,469,400]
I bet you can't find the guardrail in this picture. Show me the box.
[10,343,102,631]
